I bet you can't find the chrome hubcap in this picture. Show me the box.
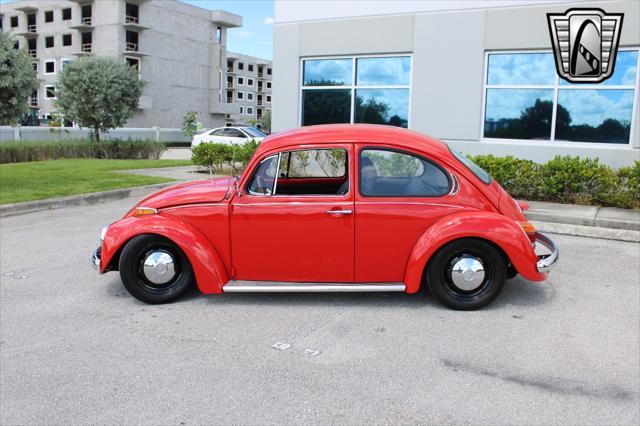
[450,256,485,291]
[142,251,176,285]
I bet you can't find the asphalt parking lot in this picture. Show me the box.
[1,195,639,425]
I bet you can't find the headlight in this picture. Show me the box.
[100,225,109,242]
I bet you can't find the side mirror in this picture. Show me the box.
[235,176,241,197]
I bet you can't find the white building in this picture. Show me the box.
[272,0,640,167]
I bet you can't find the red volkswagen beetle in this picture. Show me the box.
[92,124,558,310]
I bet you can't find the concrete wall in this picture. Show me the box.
[272,0,640,167]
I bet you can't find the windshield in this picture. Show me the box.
[242,127,267,138]
[449,148,492,184]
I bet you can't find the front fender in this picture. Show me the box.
[403,211,545,293]
[101,214,229,294]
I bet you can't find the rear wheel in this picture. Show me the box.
[119,234,194,304]
[426,238,506,310]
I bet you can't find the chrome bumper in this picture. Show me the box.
[535,232,559,273]
[91,247,101,271]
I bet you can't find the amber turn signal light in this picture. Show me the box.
[133,207,158,217]
[517,221,536,244]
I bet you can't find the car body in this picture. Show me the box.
[191,126,267,148]
[93,124,558,310]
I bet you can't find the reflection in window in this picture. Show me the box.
[356,57,410,85]
[302,89,351,126]
[485,89,553,140]
[301,56,411,128]
[247,155,278,195]
[279,150,346,178]
[555,90,633,143]
[484,50,638,144]
[303,59,352,86]
[360,149,449,197]
[487,53,556,85]
[355,89,409,128]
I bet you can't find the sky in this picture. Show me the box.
[181,0,274,60]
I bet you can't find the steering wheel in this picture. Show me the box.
[256,175,271,195]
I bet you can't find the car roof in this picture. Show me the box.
[255,124,451,158]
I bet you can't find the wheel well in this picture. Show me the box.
[421,237,514,285]
[106,233,172,272]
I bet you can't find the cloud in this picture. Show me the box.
[262,16,274,25]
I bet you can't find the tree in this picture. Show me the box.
[0,32,39,125]
[248,109,271,133]
[182,111,203,136]
[55,56,144,142]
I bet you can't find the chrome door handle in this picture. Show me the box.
[325,209,353,216]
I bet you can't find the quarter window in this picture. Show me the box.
[301,56,411,128]
[484,50,638,144]
[359,149,449,197]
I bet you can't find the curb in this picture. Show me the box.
[0,183,174,218]
[525,207,639,232]
[532,220,640,243]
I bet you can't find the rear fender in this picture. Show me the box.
[403,211,545,293]
[101,214,229,294]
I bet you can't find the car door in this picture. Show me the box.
[222,128,247,146]
[230,144,354,282]
[354,144,458,283]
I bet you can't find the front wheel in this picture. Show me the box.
[119,234,195,304]
[426,239,506,310]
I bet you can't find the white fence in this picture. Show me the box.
[0,126,191,143]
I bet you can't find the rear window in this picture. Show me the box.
[449,148,492,184]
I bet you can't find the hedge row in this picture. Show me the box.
[470,155,640,209]
[0,139,167,163]
[191,139,260,174]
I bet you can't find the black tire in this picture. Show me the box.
[426,238,506,310]
[118,234,195,304]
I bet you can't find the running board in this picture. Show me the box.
[223,281,406,293]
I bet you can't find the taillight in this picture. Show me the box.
[517,221,536,244]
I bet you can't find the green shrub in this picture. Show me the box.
[0,139,166,163]
[470,155,639,209]
[191,139,259,174]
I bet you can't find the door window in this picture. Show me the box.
[247,155,278,195]
[246,149,348,196]
[225,128,246,138]
[359,149,450,197]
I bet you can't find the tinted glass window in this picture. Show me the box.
[355,89,409,128]
[302,89,351,126]
[560,50,637,86]
[242,127,266,138]
[211,128,226,136]
[449,148,492,184]
[303,59,352,86]
[247,155,278,195]
[484,89,554,140]
[356,57,410,85]
[225,128,245,138]
[487,53,555,85]
[360,149,449,197]
[555,89,633,143]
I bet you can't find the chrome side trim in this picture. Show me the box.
[223,281,406,293]
[535,232,559,273]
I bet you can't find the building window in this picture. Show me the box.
[247,107,254,115]
[248,64,254,72]
[126,31,139,52]
[301,56,411,127]
[44,60,55,75]
[266,95,271,103]
[266,81,271,89]
[238,62,244,70]
[13,40,19,50]
[483,50,638,144]
[237,91,244,100]
[45,85,56,99]
[247,92,254,101]
[240,106,244,114]
[11,16,19,28]
[45,36,54,48]
[125,57,140,77]
[62,34,72,46]
[267,67,271,75]
[216,26,221,43]
[247,78,254,87]
[62,8,72,20]
[237,76,244,85]
[33,62,38,73]
[45,10,54,23]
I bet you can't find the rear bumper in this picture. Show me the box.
[535,232,559,273]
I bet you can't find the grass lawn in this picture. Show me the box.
[0,159,192,205]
